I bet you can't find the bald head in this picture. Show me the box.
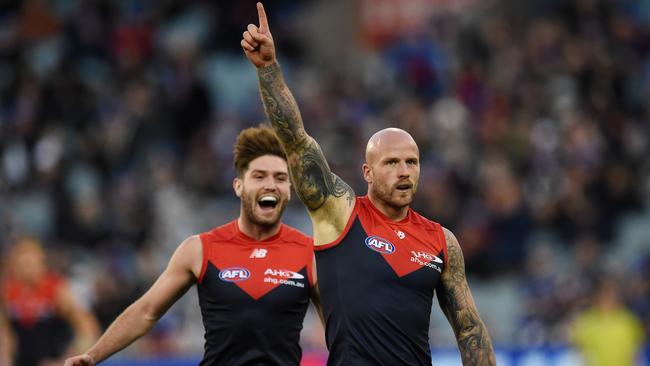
[365,128,419,165]
[363,128,420,219]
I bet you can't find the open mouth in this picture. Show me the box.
[257,195,279,211]
[395,183,412,192]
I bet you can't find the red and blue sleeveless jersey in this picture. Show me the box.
[197,220,314,366]
[315,196,448,366]
[3,273,72,366]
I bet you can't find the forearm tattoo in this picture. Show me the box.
[437,229,496,366]
[258,63,306,145]
[258,63,354,211]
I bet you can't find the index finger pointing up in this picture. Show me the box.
[257,2,269,33]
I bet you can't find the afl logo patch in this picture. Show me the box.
[219,267,251,282]
[365,236,396,254]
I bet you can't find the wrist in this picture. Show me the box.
[86,351,98,365]
[257,62,282,81]
[257,61,280,71]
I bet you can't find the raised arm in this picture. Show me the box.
[64,236,202,366]
[436,228,496,366]
[242,3,354,243]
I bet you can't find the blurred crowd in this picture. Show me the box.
[1,0,649,356]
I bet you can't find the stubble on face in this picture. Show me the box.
[370,175,416,210]
[241,184,288,227]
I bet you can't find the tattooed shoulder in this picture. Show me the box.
[442,228,463,271]
[328,173,355,206]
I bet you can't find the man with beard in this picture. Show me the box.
[65,125,318,366]
[242,3,495,365]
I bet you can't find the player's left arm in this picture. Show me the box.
[436,227,496,366]
[0,297,15,366]
[55,281,101,357]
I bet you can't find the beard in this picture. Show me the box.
[241,189,288,228]
[370,180,416,211]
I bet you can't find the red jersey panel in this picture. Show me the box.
[4,273,63,327]
[196,220,314,366]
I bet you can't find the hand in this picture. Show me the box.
[241,2,275,68]
[63,354,95,366]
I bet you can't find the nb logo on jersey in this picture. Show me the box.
[365,236,396,254]
[249,248,267,258]
[219,267,251,282]
[395,230,406,239]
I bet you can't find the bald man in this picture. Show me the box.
[242,3,495,365]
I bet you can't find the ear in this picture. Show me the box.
[233,177,243,198]
[363,163,372,184]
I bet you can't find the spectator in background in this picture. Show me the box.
[572,276,645,366]
[0,237,99,366]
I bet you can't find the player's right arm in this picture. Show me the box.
[242,3,355,245]
[63,236,203,366]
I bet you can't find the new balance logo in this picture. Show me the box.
[250,248,267,258]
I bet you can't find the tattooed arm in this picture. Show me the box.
[256,63,354,212]
[436,228,496,365]
[242,3,355,243]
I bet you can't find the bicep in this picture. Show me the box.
[288,137,355,237]
[288,136,354,210]
[436,228,481,327]
[437,228,496,366]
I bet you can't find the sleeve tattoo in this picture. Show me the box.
[437,229,496,365]
[258,63,354,211]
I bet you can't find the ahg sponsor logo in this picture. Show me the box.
[264,268,304,279]
[410,251,443,272]
[365,236,396,254]
[411,251,443,263]
[264,268,305,288]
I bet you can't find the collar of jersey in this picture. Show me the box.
[232,220,286,244]
[363,195,413,225]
